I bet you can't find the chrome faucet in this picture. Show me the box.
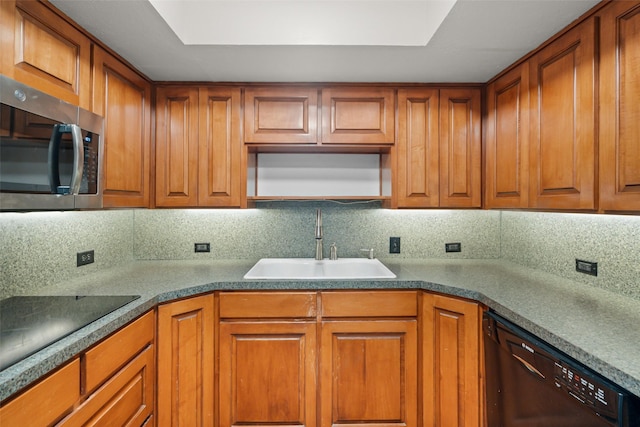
[315,208,323,260]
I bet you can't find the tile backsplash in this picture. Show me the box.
[1,203,638,300]
[133,201,500,260]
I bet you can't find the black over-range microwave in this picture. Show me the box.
[0,75,103,211]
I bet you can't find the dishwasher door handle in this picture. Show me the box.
[512,354,546,379]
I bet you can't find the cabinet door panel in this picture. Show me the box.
[529,19,596,210]
[199,87,242,206]
[0,0,91,109]
[485,65,530,208]
[219,321,317,427]
[0,359,80,426]
[321,88,395,144]
[94,48,152,208]
[59,345,154,427]
[84,311,155,393]
[397,88,440,207]
[599,1,640,211]
[320,320,417,427]
[422,294,481,427]
[244,87,318,144]
[439,89,481,207]
[155,86,199,207]
[157,295,214,427]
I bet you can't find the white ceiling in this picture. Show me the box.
[148,0,458,46]
[50,0,600,83]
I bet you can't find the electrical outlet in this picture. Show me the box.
[576,259,597,276]
[77,250,95,267]
[390,237,401,254]
[194,243,211,253]
[445,242,462,253]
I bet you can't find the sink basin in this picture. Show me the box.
[244,258,396,280]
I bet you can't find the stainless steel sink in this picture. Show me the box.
[243,258,396,280]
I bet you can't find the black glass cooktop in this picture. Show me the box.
[0,295,140,371]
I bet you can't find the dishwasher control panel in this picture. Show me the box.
[554,361,618,419]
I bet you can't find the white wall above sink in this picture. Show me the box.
[251,153,385,197]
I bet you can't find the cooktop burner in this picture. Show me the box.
[0,295,140,371]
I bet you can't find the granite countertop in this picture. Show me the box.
[1,258,639,401]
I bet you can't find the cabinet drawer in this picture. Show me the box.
[219,291,317,319]
[321,291,418,318]
[84,311,155,393]
[59,345,154,427]
[0,359,80,425]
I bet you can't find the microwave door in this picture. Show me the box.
[48,124,84,195]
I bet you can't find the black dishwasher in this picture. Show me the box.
[483,311,640,427]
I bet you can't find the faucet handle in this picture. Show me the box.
[360,248,375,259]
[330,243,338,260]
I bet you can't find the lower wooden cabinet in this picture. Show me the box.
[1,291,482,427]
[219,321,317,427]
[58,345,155,427]
[219,291,318,427]
[422,293,482,427]
[157,294,215,426]
[0,311,156,427]
[320,320,418,427]
[0,359,80,426]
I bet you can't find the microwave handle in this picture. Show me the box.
[48,124,84,195]
[69,124,84,195]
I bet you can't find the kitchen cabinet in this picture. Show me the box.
[244,87,319,144]
[321,87,395,145]
[0,0,91,110]
[59,346,155,427]
[320,291,418,427]
[422,293,481,427]
[485,64,530,209]
[396,88,440,207]
[529,18,597,210]
[439,88,482,208]
[599,1,640,212]
[157,294,215,426]
[0,310,155,426]
[219,292,317,427]
[93,47,152,208]
[155,86,242,207]
[0,359,80,425]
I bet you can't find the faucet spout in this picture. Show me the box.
[315,208,323,260]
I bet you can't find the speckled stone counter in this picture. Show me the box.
[1,258,639,401]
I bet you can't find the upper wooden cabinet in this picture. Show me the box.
[156,86,242,207]
[0,0,91,110]
[321,87,395,145]
[485,64,530,209]
[396,88,440,208]
[439,88,482,208]
[599,1,640,212]
[244,86,394,146]
[529,18,597,210]
[244,87,319,144]
[396,88,481,209]
[93,47,152,208]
